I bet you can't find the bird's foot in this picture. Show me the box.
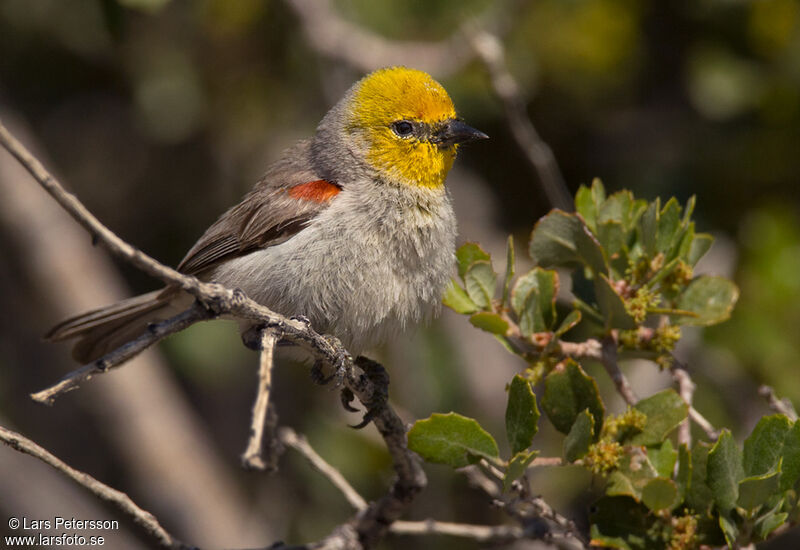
[349,356,389,429]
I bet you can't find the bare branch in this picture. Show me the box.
[279,427,367,512]
[0,120,211,301]
[284,0,478,77]
[459,466,588,549]
[242,329,280,470]
[526,496,589,550]
[671,365,695,447]
[0,425,184,549]
[460,465,502,499]
[351,358,426,548]
[759,385,799,422]
[470,30,573,211]
[688,406,719,442]
[558,338,602,361]
[669,358,719,441]
[531,456,564,467]
[599,335,638,406]
[391,519,522,542]
[31,303,212,404]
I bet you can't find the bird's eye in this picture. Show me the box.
[392,120,414,137]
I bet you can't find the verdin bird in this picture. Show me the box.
[47,67,487,363]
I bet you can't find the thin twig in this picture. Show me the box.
[31,304,212,404]
[459,465,588,549]
[667,356,719,441]
[242,329,279,469]
[284,0,490,77]
[470,30,573,211]
[688,406,719,441]
[599,335,638,405]
[279,427,368,512]
[479,457,506,481]
[460,465,502,499]
[558,339,602,360]
[0,425,185,549]
[759,385,799,421]
[391,519,522,542]
[528,496,589,550]
[0,121,213,302]
[530,456,564,467]
[351,358,426,548]
[671,366,695,447]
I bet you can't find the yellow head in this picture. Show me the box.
[346,67,487,189]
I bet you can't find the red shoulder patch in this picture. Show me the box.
[288,180,341,203]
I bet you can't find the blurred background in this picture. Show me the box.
[1,0,799,548]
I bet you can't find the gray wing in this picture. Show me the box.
[177,140,339,276]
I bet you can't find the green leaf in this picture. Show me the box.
[780,421,800,491]
[598,191,627,225]
[464,261,496,310]
[606,447,658,500]
[502,235,515,305]
[639,200,659,257]
[511,268,558,336]
[456,242,491,279]
[529,210,608,275]
[676,275,739,326]
[597,220,625,258]
[688,233,714,266]
[469,312,509,335]
[743,415,792,477]
[542,359,605,436]
[554,310,582,338]
[649,439,677,478]
[686,442,715,513]
[719,513,739,549]
[442,279,479,314]
[503,450,538,492]
[675,222,696,261]
[575,178,606,232]
[754,509,788,540]
[641,478,679,512]
[594,274,638,330]
[707,430,744,513]
[656,198,682,254]
[506,375,540,454]
[681,195,696,227]
[630,390,688,446]
[737,471,781,510]
[408,413,499,468]
[564,409,594,462]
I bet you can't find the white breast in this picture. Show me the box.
[210,181,457,354]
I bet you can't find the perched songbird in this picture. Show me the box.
[47,67,488,363]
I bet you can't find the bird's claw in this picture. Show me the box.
[348,357,390,429]
[340,387,359,412]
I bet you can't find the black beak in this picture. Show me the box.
[433,119,489,148]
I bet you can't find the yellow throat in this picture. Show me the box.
[349,67,459,189]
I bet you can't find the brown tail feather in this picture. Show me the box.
[46,290,181,364]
